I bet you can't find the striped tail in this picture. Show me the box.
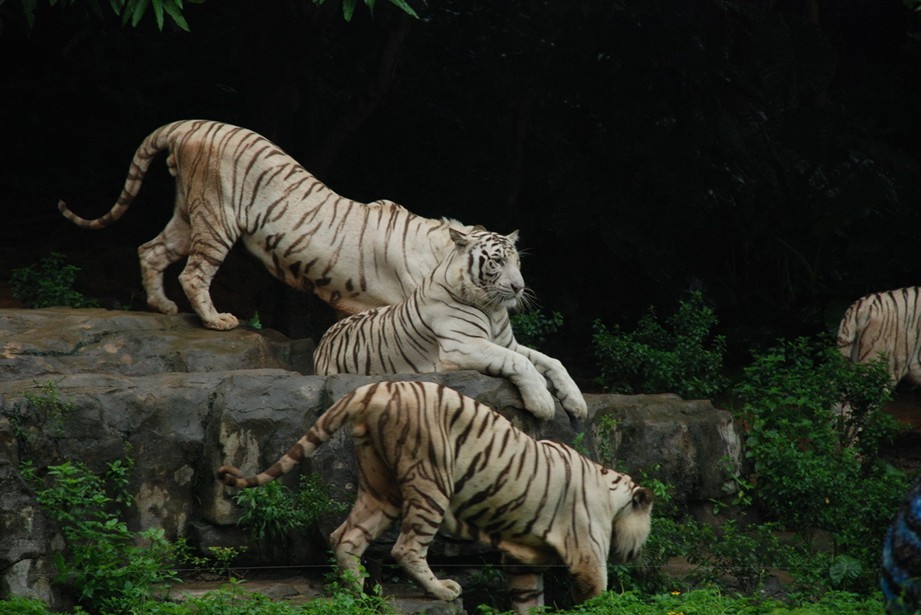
[216,386,364,489]
[58,123,178,229]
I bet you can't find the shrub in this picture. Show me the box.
[10,252,99,309]
[592,291,727,399]
[735,337,909,594]
[233,473,345,543]
[21,459,178,613]
[510,309,563,349]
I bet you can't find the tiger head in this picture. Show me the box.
[449,228,525,310]
[609,481,654,563]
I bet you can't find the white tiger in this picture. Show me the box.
[312,228,588,420]
[837,286,921,386]
[217,380,652,614]
[58,119,476,330]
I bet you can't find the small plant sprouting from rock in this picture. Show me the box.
[17,379,78,437]
[10,252,99,309]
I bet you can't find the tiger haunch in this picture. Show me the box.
[311,228,588,420]
[216,380,652,614]
[59,119,476,330]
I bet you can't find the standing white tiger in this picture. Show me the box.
[58,119,476,330]
[217,380,652,614]
[836,286,921,386]
[312,228,588,420]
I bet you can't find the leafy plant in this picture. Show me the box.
[21,459,178,613]
[10,252,99,309]
[687,520,785,594]
[592,291,727,400]
[233,473,345,543]
[18,379,78,437]
[510,309,564,349]
[735,337,910,593]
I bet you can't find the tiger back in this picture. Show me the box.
[216,380,653,614]
[312,228,588,420]
[58,119,473,330]
[836,287,921,386]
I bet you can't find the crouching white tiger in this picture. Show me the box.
[58,119,477,330]
[311,228,588,420]
[217,380,653,614]
[836,286,921,387]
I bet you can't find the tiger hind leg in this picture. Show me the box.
[138,213,190,316]
[390,495,462,601]
[330,494,400,592]
[330,441,401,592]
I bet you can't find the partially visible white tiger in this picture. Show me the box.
[312,228,588,420]
[216,380,653,614]
[836,287,921,386]
[58,119,476,330]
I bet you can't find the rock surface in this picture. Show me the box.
[0,307,742,611]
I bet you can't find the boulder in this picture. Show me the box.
[0,307,743,607]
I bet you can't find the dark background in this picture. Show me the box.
[2,0,921,385]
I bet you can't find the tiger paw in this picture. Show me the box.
[520,387,556,420]
[562,394,588,419]
[204,313,240,331]
[148,298,179,315]
[428,579,462,601]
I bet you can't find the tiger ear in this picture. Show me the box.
[633,487,654,510]
[507,230,520,244]
[449,228,470,248]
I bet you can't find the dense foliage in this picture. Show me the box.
[592,291,727,399]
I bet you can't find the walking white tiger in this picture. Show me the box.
[58,119,476,330]
[216,380,653,614]
[836,286,921,387]
[312,228,588,419]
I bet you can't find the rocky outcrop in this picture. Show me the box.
[0,308,743,609]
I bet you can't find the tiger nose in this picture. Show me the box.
[511,281,524,294]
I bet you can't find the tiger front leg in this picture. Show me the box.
[499,550,555,615]
[513,345,587,419]
[439,341,556,419]
[504,567,544,615]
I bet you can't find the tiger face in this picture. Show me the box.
[450,228,525,310]
[610,480,654,563]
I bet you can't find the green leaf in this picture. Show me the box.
[829,554,862,586]
[342,0,357,21]
[388,0,417,18]
[151,0,163,30]
[163,0,189,31]
[129,0,148,27]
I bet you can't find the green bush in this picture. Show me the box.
[592,291,727,399]
[735,337,909,594]
[510,309,563,349]
[10,252,99,309]
[233,473,345,543]
[21,459,178,613]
